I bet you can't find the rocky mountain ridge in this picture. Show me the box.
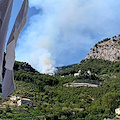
[85,35,120,61]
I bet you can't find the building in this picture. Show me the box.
[87,70,92,75]
[115,108,120,115]
[74,70,81,77]
[10,96,21,101]
[74,73,80,76]
[17,98,33,106]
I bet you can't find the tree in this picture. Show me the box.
[102,93,120,112]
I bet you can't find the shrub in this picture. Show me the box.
[6,105,12,113]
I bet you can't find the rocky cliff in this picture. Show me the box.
[85,35,120,61]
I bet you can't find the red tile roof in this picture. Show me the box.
[21,98,31,101]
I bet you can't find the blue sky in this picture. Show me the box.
[8,0,120,73]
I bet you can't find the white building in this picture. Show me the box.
[74,70,81,77]
[74,73,80,76]
[10,96,21,101]
[115,108,120,115]
[17,98,33,106]
[87,70,92,75]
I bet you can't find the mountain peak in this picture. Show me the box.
[86,35,120,61]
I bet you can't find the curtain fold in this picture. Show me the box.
[1,0,29,103]
[0,0,13,83]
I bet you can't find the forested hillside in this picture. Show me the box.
[0,59,120,119]
[56,59,118,76]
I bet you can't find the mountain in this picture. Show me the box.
[86,35,120,61]
[1,59,120,119]
[56,35,120,74]
[56,63,77,73]
[13,61,59,87]
[2,36,120,119]
[14,61,37,73]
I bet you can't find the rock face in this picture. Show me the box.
[85,36,120,61]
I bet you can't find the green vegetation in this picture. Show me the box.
[56,63,77,73]
[94,34,120,47]
[102,38,111,42]
[0,59,120,119]
[97,38,111,45]
[56,59,113,76]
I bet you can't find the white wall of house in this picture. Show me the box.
[115,108,120,115]
[74,73,80,76]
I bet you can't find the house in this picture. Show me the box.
[115,108,120,119]
[74,70,81,77]
[87,70,92,75]
[74,73,80,76]
[17,98,33,106]
[78,70,81,73]
[10,96,21,101]
[115,108,120,115]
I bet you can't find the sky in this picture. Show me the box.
[7,0,120,74]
